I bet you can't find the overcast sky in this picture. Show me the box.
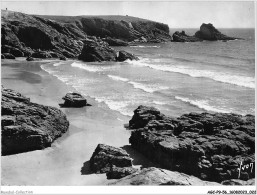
[1,1,255,28]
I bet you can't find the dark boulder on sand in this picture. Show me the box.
[172,31,202,42]
[60,92,89,108]
[129,105,255,183]
[109,167,220,185]
[1,87,69,155]
[59,56,67,61]
[195,23,237,41]
[26,56,35,61]
[116,51,139,62]
[89,144,133,174]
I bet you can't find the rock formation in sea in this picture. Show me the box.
[78,37,139,62]
[128,105,255,184]
[172,31,202,42]
[1,87,69,155]
[195,23,237,41]
[60,92,89,108]
[109,167,220,185]
[116,51,139,62]
[78,37,117,62]
[1,10,171,59]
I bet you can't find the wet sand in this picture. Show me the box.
[1,59,155,186]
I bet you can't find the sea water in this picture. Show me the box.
[41,29,255,118]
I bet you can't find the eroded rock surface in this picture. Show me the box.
[78,38,117,62]
[2,10,171,59]
[106,165,138,179]
[61,92,88,108]
[89,144,133,174]
[1,87,69,155]
[109,167,220,185]
[195,23,238,41]
[129,105,255,183]
[78,38,139,62]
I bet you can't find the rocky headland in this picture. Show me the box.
[1,10,171,60]
[1,86,69,155]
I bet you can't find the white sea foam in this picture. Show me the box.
[137,63,255,89]
[107,75,129,82]
[53,62,65,67]
[40,64,58,75]
[128,81,169,93]
[175,96,231,113]
[153,101,166,105]
[130,45,160,48]
[71,62,101,72]
[95,97,133,116]
[108,73,169,94]
[124,58,150,66]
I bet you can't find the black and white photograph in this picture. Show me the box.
[1,1,255,194]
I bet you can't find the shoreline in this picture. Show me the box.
[1,59,154,185]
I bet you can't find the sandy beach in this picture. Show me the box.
[1,58,155,186]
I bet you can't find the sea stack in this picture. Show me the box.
[195,23,237,41]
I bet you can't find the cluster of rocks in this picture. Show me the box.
[172,23,238,42]
[78,37,138,62]
[172,31,202,42]
[128,105,255,184]
[1,87,69,155]
[85,143,221,185]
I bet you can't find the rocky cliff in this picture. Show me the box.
[1,10,171,59]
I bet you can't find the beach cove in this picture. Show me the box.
[1,58,156,185]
